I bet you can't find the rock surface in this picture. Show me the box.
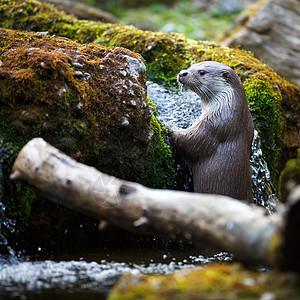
[218,0,300,87]
[42,0,118,23]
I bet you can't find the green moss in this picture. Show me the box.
[96,27,194,86]
[244,77,282,180]
[0,120,37,239]
[109,263,300,300]
[144,116,175,188]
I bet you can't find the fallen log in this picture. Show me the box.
[9,138,300,270]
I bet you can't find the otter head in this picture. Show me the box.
[177,61,243,104]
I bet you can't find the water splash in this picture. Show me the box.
[0,203,14,246]
[147,81,201,128]
[250,130,277,209]
[178,82,184,93]
[0,249,231,298]
[147,81,277,209]
[0,137,16,246]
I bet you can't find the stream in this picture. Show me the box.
[0,244,232,299]
[0,81,276,299]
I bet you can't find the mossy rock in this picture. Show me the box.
[0,0,299,186]
[0,28,174,245]
[109,263,300,300]
[279,149,300,202]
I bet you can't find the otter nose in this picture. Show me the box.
[179,70,188,78]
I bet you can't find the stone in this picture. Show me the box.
[218,0,300,87]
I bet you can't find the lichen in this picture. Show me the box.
[109,263,300,300]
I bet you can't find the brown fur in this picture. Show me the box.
[168,61,254,202]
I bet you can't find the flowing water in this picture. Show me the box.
[0,81,276,299]
[0,244,231,299]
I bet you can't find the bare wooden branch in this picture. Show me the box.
[10,138,287,266]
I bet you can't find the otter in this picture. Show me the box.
[167,61,254,202]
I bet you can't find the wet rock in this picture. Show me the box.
[72,62,83,68]
[74,70,83,77]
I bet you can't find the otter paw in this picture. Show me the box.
[165,121,178,134]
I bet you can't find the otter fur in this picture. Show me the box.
[168,61,254,202]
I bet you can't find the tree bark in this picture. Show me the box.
[10,138,298,268]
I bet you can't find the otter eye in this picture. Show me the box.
[198,70,206,76]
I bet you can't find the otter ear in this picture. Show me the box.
[221,70,233,84]
[221,70,230,78]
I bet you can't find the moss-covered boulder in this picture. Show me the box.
[0,27,174,245]
[0,0,299,186]
[109,263,300,300]
[279,149,300,202]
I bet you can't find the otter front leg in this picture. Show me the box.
[165,121,180,139]
[165,121,190,157]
